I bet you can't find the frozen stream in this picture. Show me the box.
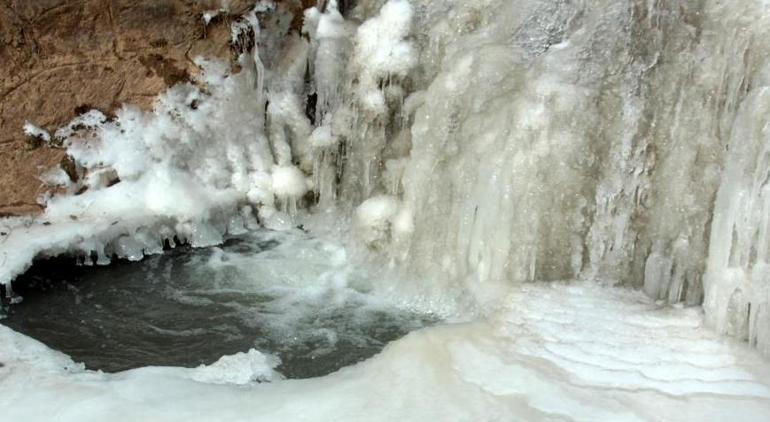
[0,230,434,379]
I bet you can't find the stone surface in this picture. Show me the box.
[0,0,312,216]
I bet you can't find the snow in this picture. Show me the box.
[191,349,282,385]
[308,123,337,149]
[22,122,51,143]
[2,0,770,419]
[271,165,308,199]
[355,195,401,246]
[53,109,107,140]
[2,282,770,421]
[202,10,220,26]
[352,0,417,113]
[0,8,282,286]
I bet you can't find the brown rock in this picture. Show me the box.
[0,0,313,216]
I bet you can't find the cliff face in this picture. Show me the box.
[0,0,310,216]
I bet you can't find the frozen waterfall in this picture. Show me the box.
[3,0,770,419]
[1,0,770,354]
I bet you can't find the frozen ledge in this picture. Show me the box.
[0,183,248,289]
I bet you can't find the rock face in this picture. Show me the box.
[0,0,311,216]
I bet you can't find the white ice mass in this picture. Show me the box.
[3,0,770,420]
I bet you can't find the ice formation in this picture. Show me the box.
[1,5,279,286]
[0,0,768,346]
[352,0,416,113]
[3,0,770,418]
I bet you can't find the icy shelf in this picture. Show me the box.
[0,230,435,379]
[2,281,769,421]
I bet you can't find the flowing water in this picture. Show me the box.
[0,230,435,378]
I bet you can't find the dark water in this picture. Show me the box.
[0,231,434,379]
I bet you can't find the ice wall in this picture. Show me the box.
[389,0,720,301]
[703,40,770,354]
[320,0,770,347]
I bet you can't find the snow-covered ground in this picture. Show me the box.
[2,281,769,421]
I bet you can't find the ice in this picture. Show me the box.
[2,0,770,418]
[271,165,309,215]
[352,0,416,113]
[354,195,399,246]
[39,166,73,190]
[271,165,308,198]
[328,0,770,354]
[303,1,355,124]
[0,6,284,285]
[191,349,282,385]
[308,123,336,149]
[704,83,770,355]
[2,282,770,421]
